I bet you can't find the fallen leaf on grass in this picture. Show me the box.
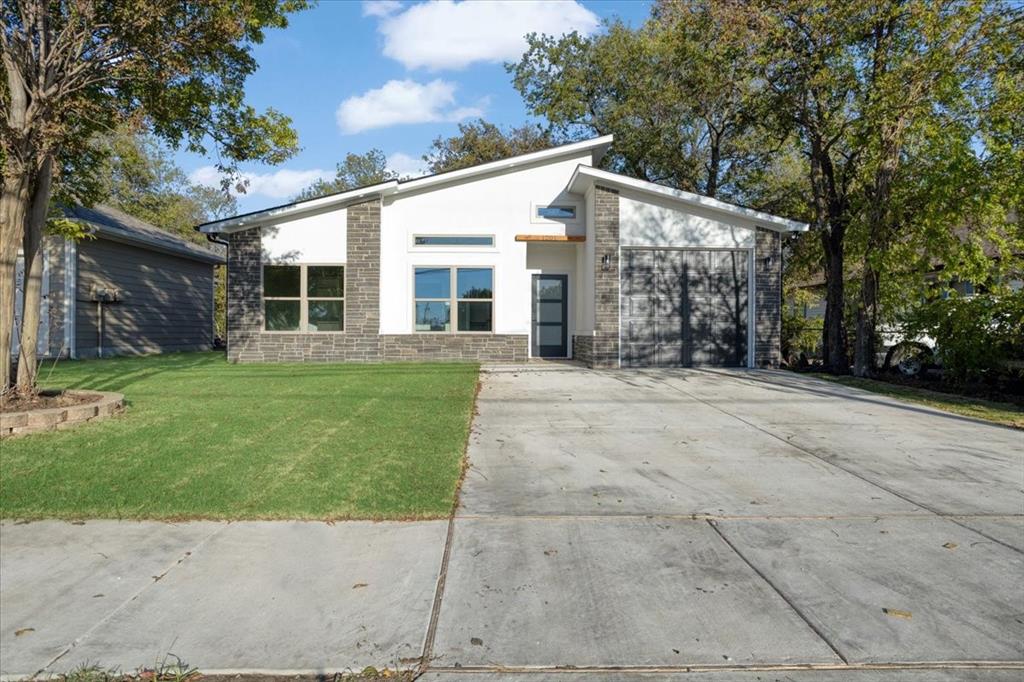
[943,542,958,550]
[352,583,368,589]
[15,628,34,637]
[883,608,912,619]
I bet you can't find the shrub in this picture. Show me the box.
[905,291,1024,384]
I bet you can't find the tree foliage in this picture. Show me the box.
[1,0,307,392]
[295,149,397,202]
[423,119,555,174]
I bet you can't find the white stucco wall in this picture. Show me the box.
[619,190,755,249]
[379,153,590,335]
[261,209,347,264]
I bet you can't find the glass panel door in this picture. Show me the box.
[532,274,568,358]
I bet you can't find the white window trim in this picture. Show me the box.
[410,234,496,251]
[530,200,582,226]
[412,265,495,335]
[262,263,346,333]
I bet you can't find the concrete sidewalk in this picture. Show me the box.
[2,368,1022,679]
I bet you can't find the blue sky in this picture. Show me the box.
[183,0,651,213]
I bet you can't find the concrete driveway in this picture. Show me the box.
[2,368,1021,680]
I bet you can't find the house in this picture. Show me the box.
[197,136,807,368]
[14,204,224,359]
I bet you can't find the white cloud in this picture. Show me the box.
[386,151,427,178]
[362,0,402,18]
[373,0,600,71]
[336,79,484,134]
[189,166,332,200]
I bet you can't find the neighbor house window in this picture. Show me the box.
[536,205,577,220]
[414,235,494,247]
[263,264,344,332]
[414,267,493,333]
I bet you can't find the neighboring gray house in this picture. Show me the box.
[13,204,224,359]
[198,136,807,368]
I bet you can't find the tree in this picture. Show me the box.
[2,0,305,393]
[751,0,1022,375]
[295,149,397,201]
[423,119,554,174]
[509,8,784,203]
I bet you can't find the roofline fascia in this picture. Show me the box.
[197,135,616,234]
[197,180,399,234]
[568,166,809,232]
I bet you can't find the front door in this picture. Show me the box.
[532,274,568,358]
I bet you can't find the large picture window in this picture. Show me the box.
[414,267,493,333]
[263,264,344,332]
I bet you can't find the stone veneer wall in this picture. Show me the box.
[571,335,594,367]
[754,227,782,368]
[590,185,621,368]
[225,198,527,363]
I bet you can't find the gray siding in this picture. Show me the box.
[76,237,216,357]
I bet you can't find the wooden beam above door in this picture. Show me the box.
[515,234,586,242]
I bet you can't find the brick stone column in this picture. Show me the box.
[345,199,383,361]
[226,228,262,362]
[592,185,620,368]
[755,227,782,368]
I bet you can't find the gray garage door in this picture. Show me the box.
[621,248,749,367]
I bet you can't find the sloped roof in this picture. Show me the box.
[196,136,615,234]
[567,166,809,232]
[66,204,224,264]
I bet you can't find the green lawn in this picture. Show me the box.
[813,374,1024,429]
[0,353,480,520]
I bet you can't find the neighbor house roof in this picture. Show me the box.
[66,204,225,265]
[196,136,615,234]
[566,166,809,232]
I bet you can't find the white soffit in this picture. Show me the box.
[197,136,615,234]
[567,165,809,232]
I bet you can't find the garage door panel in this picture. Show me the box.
[621,248,749,368]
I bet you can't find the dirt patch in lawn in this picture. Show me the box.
[0,389,102,413]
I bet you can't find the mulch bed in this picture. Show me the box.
[0,389,102,414]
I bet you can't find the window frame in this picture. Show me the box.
[262,263,345,333]
[412,265,495,335]
[411,234,496,248]
[531,201,581,225]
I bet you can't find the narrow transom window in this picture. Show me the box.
[536,205,577,220]
[414,235,494,247]
[414,267,493,333]
[263,264,344,332]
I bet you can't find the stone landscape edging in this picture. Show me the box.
[0,390,124,438]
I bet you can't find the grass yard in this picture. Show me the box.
[813,374,1024,429]
[0,353,480,520]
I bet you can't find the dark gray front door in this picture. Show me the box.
[532,274,568,358]
[621,248,749,367]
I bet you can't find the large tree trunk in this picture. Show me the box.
[821,227,849,374]
[853,265,879,377]
[0,171,32,394]
[16,155,54,393]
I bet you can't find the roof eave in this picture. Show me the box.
[197,180,400,234]
[89,225,225,264]
[568,166,809,232]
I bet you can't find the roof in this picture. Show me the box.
[197,136,615,234]
[567,166,809,232]
[66,204,225,264]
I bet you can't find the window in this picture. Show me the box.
[413,235,494,247]
[263,264,344,332]
[536,205,577,220]
[414,267,493,333]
